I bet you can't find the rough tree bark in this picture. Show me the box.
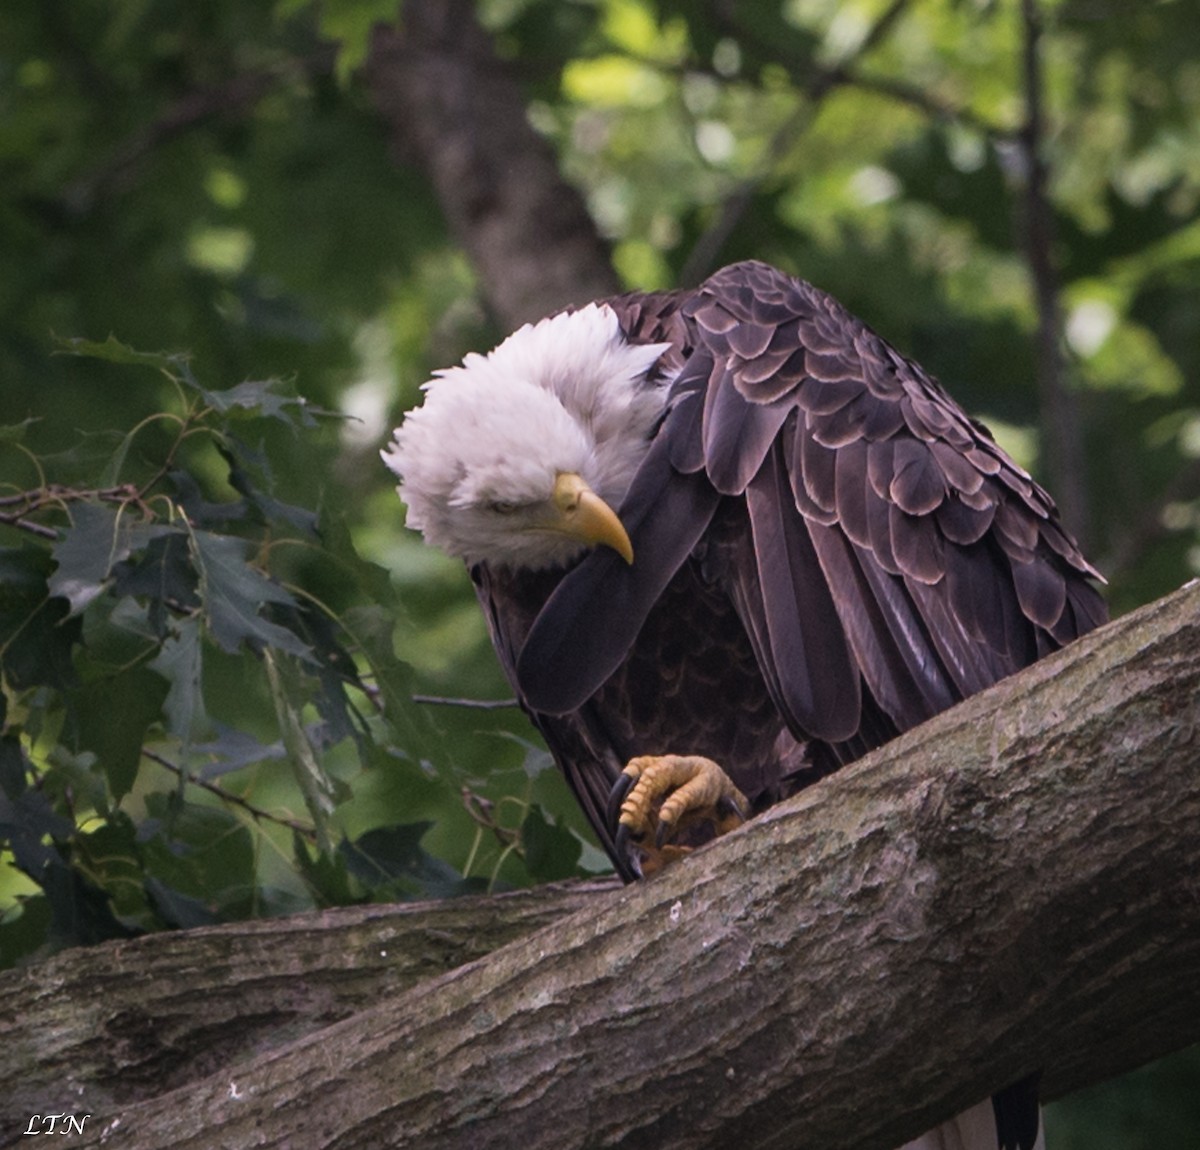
[363,0,620,330]
[0,880,617,1132]
[5,579,1199,1150]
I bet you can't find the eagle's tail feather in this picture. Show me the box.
[897,1099,1044,1150]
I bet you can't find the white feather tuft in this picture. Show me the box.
[382,304,673,569]
[896,1100,1043,1150]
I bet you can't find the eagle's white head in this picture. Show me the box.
[383,304,672,571]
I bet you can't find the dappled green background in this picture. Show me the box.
[2,0,1199,1142]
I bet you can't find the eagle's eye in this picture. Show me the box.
[488,500,519,515]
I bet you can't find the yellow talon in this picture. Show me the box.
[616,754,749,875]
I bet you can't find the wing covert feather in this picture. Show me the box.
[744,445,861,742]
[676,261,1105,738]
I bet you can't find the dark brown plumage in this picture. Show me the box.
[474,261,1104,878]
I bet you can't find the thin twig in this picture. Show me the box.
[846,71,1013,139]
[680,104,818,288]
[0,476,175,540]
[142,747,317,840]
[0,515,59,540]
[461,787,522,848]
[852,0,913,55]
[412,693,519,710]
[59,49,334,215]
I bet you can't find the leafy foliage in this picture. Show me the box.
[0,340,593,967]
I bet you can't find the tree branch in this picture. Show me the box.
[60,55,335,215]
[681,0,912,286]
[0,880,616,1132]
[844,70,1012,140]
[8,580,1200,1149]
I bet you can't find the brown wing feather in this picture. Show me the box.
[680,260,1105,728]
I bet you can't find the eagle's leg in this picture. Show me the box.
[611,755,749,876]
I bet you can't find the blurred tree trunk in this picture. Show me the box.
[7,579,1200,1150]
[363,0,620,329]
[1018,0,1089,547]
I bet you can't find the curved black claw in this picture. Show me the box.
[717,793,749,823]
[613,822,643,880]
[606,770,636,834]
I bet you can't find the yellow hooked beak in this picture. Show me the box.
[552,472,634,564]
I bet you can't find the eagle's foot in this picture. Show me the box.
[610,755,749,877]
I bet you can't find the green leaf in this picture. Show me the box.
[521,804,583,882]
[144,876,220,930]
[168,470,249,530]
[203,379,324,427]
[149,618,208,742]
[192,726,286,780]
[0,417,38,443]
[267,599,363,750]
[43,746,109,814]
[317,507,398,607]
[0,545,51,600]
[294,832,362,906]
[48,505,119,615]
[248,884,315,919]
[0,592,81,694]
[341,604,441,765]
[111,530,199,638]
[0,735,26,800]
[49,503,172,616]
[277,0,404,83]
[339,823,485,901]
[0,744,75,883]
[140,791,255,918]
[492,732,556,780]
[190,529,313,659]
[0,547,82,693]
[36,845,140,950]
[58,335,196,385]
[218,436,319,533]
[0,895,52,970]
[68,666,169,801]
[72,812,157,931]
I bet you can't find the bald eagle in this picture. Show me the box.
[384,260,1105,1150]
